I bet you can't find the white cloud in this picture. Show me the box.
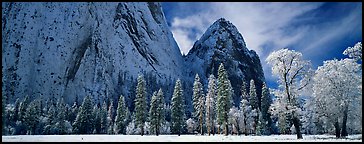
[169,2,324,57]
[167,2,361,87]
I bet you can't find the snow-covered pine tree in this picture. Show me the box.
[239,80,249,135]
[100,101,107,134]
[72,95,94,134]
[171,79,185,136]
[156,89,165,135]
[149,91,159,135]
[256,109,264,136]
[69,102,78,124]
[217,63,233,136]
[92,105,101,134]
[149,88,165,136]
[107,100,115,134]
[249,79,258,110]
[205,74,217,136]
[260,82,273,135]
[115,95,129,134]
[134,74,147,136]
[56,98,68,135]
[24,100,40,135]
[192,74,204,134]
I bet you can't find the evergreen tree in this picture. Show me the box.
[115,95,129,134]
[192,74,204,134]
[56,98,67,134]
[205,74,217,136]
[217,63,233,136]
[260,82,273,135]
[256,109,264,136]
[69,102,78,124]
[249,79,258,110]
[100,101,108,134]
[92,105,101,134]
[18,95,30,124]
[249,79,259,134]
[107,100,115,134]
[72,95,94,134]
[24,100,40,135]
[171,79,185,136]
[149,88,165,136]
[134,74,147,136]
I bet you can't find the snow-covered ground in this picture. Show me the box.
[2,134,362,142]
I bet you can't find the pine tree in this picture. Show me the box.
[249,79,258,110]
[205,74,217,136]
[171,79,185,136]
[260,82,272,135]
[217,63,233,136]
[249,79,259,134]
[69,102,78,124]
[56,98,67,134]
[92,105,101,134]
[72,95,94,134]
[115,95,129,134]
[256,109,264,136]
[192,74,204,134]
[100,101,108,134]
[149,88,165,136]
[107,100,115,134]
[24,100,40,135]
[135,74,147,136]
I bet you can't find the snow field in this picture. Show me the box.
[2,134,362,142]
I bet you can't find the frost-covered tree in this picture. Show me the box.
[171,79,185,136]
[312,58,361,138]
[73,95,94,134]
[205,74,217,136]
[239,80,249,135]
[266,48,313,139]
[115,95,129,134]
[134,74,147,136]
[217,63,233,136]
[69,102,78,124]
[249,79,258,110]
[100,101,107,134]
[343,42,362,62]
[260,82,273,135]
[55,98,68,134]
[192,74,204,134]
[107,100,115,134]
[24,100,40,135]
[228,106,241,135]
[92,105,101,134]
[186,118,197,134]
[149,88,165,136]
[256,109,264,136]
[249,79,259,133]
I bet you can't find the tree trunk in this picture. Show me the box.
[244,118,248,136]
[292,116,303,139]
[141,126,144,136]
[334,120,341,138]
[225,122,228,136]
[341,104,349,138]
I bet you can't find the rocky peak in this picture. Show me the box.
[184,18,265,108]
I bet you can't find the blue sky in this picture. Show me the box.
[161,2,362,89]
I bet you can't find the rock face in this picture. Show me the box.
[2,2,265,111]
[184,18,265,107]
[2,2,184,108]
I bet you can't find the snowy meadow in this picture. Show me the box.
[2,134,362,142]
